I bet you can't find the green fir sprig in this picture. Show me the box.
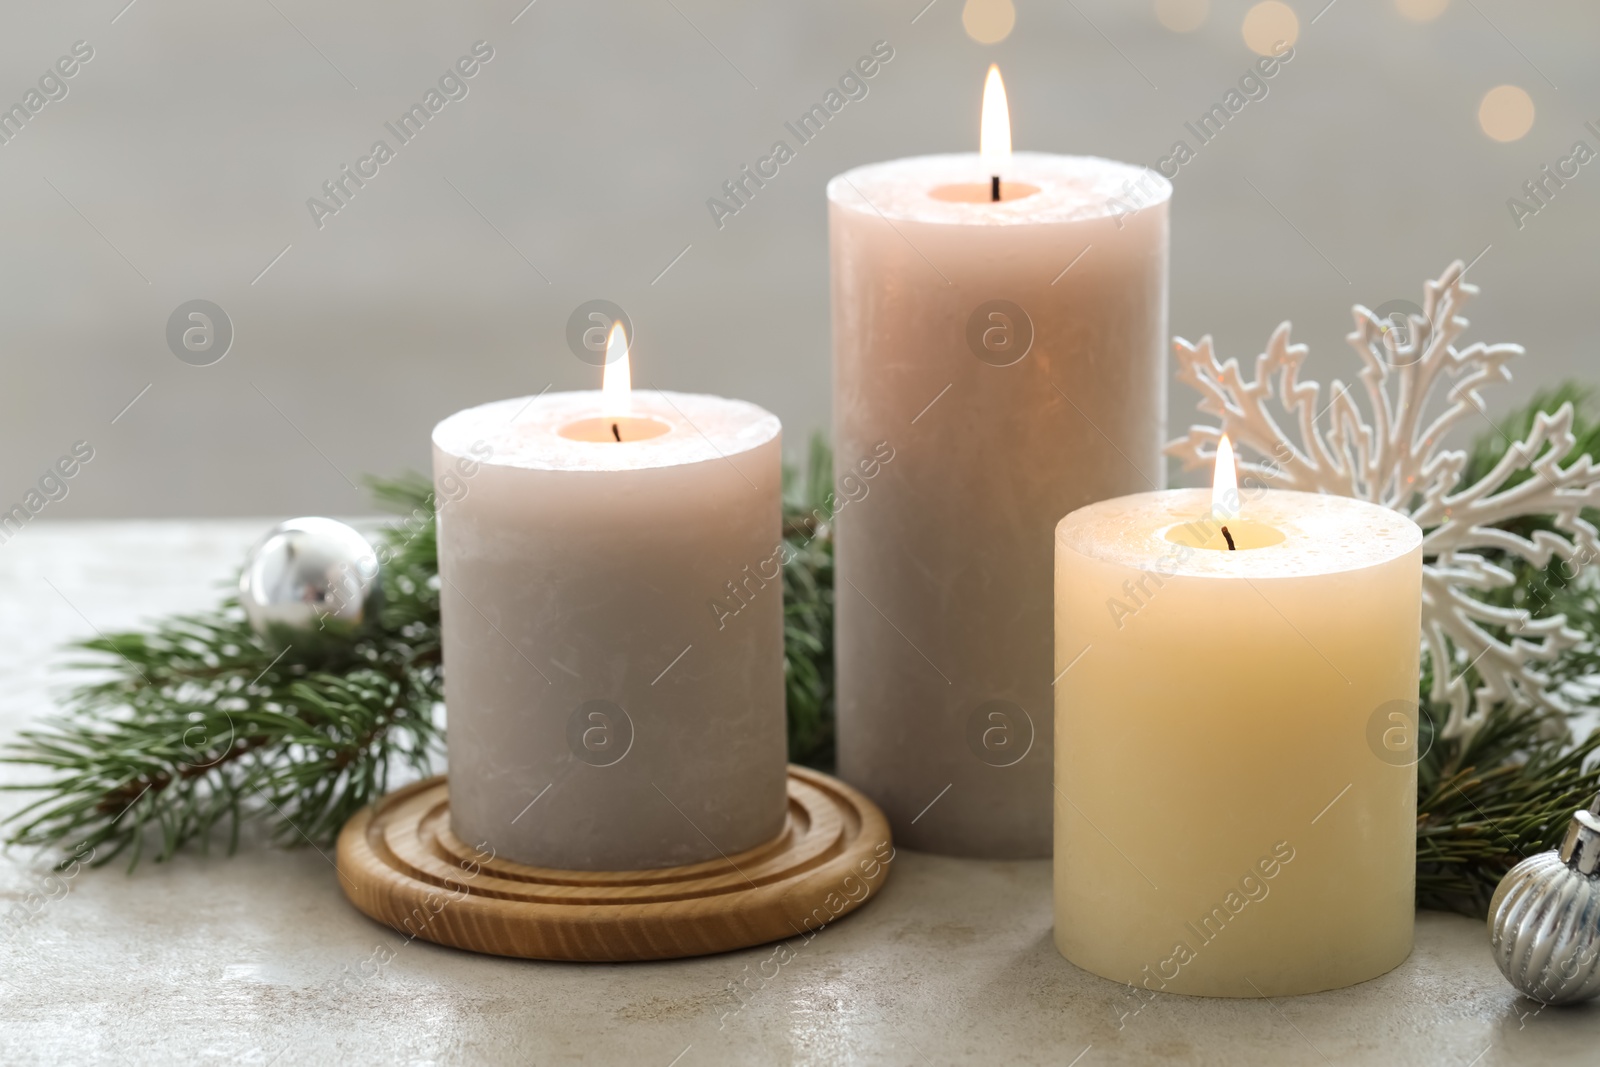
[1,474,446,868]
[782,434,837,770]
[1415,698,1600,914]
[1413,383,1600,913]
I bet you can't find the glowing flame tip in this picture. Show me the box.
[1212,434,1240,519]
[602,322,632,417]
[980,64,1011,175]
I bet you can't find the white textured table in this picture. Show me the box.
[1,521,1594,1066]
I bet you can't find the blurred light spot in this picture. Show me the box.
[1479,84,1534,142]
[1155,0,1209,32]
[963,0,1016,44]
[1242,1,1298,56]
[1395,0,1448,21]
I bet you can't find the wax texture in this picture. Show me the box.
[433,391,787,871]
[1054,488,1423,996]
[830,152,1170,857]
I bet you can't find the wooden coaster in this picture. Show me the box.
[335,765,894,962]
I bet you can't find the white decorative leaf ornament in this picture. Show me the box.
[1167,261,1600,739]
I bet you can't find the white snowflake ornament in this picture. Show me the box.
[1167,261,1600,740]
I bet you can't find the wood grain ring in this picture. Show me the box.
[335,765,895,961]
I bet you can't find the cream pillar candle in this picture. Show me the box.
[829,69,1170,857]
[1053,476,1423,997]
[432,345,786,871]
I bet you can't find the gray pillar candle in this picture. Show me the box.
[828,147,1170,858]
[433,384,786,871]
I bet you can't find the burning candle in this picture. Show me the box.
[1052,440,1424,996]
[829,66,1171,857]
[433,327,788,870]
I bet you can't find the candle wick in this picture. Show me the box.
[1221,525,1236,551]
[991,175,1000,202]
[611,423,621,442]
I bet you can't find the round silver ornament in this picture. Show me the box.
[239,517,382,646]
[1487,796,1600,1005]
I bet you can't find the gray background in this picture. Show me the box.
[1,0,1594,519]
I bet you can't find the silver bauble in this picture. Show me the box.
[1487,796,1600,1005]
[240,517,382,647]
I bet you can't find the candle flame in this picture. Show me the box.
[602,322,632,417]
[980,64,1011,176]
[1212,434,1240,519]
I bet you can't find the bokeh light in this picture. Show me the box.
[1478,85,1535,142]
[1395,0,1449,22]
[962,0,1016,44]
[1242,1,1299,56]
[1155,0,1209,33]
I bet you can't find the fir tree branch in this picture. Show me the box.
[1413,382,1600,913]
[783,434,837,770]
[2,477,445,869]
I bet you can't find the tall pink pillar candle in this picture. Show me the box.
[829,152,1170,857]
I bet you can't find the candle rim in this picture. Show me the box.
[827,152,1172,227]
[433,390,781,473]
[1056,487,1423,579]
